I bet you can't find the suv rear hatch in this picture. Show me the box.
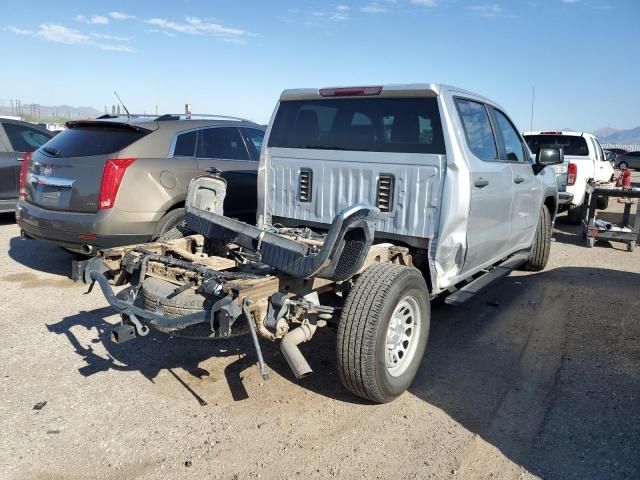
[263,86,447,241]
[24,121,151,213]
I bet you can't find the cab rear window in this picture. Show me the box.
[268,97,445,154]
[524,135,589,156]
[40,124,148,158]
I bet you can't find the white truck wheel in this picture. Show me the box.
[336,263,430,403]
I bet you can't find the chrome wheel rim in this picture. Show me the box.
[385,296,421,377]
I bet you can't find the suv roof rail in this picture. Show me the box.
[154,113,255,123]
[95,113,256,123]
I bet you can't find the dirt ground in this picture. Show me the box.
[1,177,639,480]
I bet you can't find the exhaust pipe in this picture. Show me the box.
[80,244,94,255]
[280,323,317,379]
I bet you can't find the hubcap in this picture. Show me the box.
[385,296,421,377]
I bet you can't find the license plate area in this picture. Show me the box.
[34,185,70,209]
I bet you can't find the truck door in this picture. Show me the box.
[455,98,514,273]
[490,108,540,250]
[591,137,613,182]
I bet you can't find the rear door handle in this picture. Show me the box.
[474,178,489,188]
[514,176,525,184]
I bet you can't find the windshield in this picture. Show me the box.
[524,134,589,157]
[268,97,445,154]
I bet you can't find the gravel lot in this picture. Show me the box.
[1,176,639,480]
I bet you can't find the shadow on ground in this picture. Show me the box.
[48,262,639,478]
[409,266,640,479]
[8,235,74,277]
[0,212,16,226]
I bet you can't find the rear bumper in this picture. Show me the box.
[15,200,156,252]
[558,192,574,205]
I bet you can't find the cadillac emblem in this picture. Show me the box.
[43,165,53,177]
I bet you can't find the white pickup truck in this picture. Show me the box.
[524,131,615,223]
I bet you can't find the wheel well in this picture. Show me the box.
[164,201,185,216]
[544,196,557,217]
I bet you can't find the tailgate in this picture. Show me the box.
[24,123,149,213]
[267,149,443,239]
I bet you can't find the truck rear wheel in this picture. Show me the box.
[567,201,584,225]
[596,195,609,210]
[336,263,430,403]
[522,205,551,271]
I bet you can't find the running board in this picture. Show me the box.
[444,253,529,306]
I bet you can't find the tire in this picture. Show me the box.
[522,205,551,271]
[628,241,636,253]
[152,208,186,240]
[596,195,609,210]
[587,237,595,248]
[157,221,195,241]
[336,263,430,403]
[567,201,584,225]
[140,276,247,339]
[618,161,628,171]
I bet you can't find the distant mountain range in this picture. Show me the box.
[0,104,102,121]
[593,127,640,145]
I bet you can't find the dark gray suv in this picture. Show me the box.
[16,114,264,254]
[0,119,53,212]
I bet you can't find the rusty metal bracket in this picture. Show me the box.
[242,297,270,380]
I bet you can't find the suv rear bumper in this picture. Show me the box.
[15,200,156,253]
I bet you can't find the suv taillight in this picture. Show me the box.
[19,152,33,198]
[99,158,136,209]
[567,162,577,186]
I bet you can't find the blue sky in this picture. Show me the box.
[1,0,638,132]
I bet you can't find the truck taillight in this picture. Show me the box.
[319,86,383,97]
[99,158,136,209]
[567,162,577,186]
[19,152,33,198]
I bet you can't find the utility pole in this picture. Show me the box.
[530,86,535,132]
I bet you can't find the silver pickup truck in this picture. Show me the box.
[77,84,562,403]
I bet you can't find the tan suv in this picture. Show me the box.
[16,114,264,254]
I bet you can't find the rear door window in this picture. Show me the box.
[268,97,445,154]
[492,109,526,162]
[39,125,148,157]
[197,127,249,160]
[523,135,589,156]
[455,99,498,161]
[3,123,51,152]
[240,127,265,160]
[173,130,197,157]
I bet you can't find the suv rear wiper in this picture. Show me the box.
[42,147,61,157]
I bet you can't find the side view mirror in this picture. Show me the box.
[533,147,564,174]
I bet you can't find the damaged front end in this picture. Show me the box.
[75,172,396,380]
